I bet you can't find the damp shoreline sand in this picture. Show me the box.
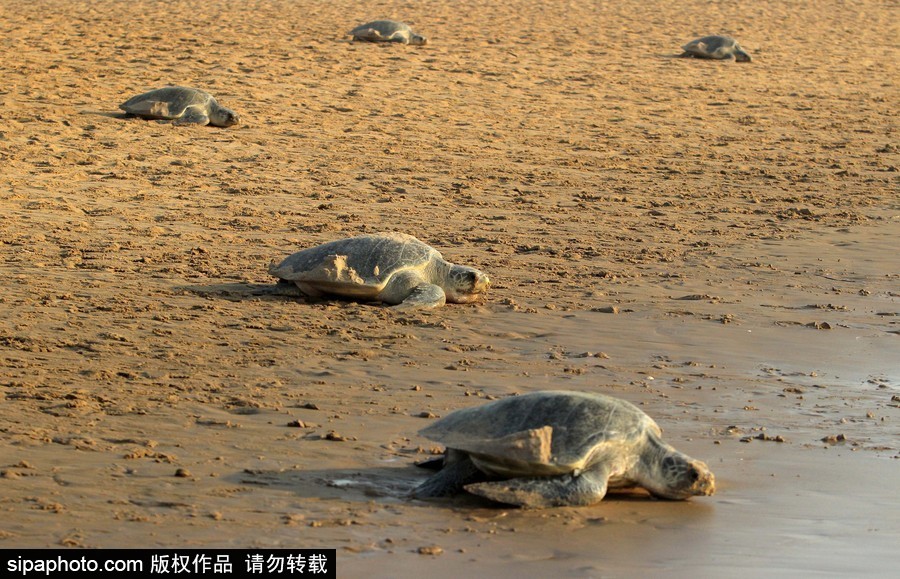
[1,1,897,576]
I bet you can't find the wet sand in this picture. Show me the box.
[1,0,897,576]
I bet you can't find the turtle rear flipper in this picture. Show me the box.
[411,455,485,498]
[464,467,610,508]
[414,457,445,471]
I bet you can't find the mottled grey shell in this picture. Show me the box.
[120,87,215,119]
[419,391,660,476]
[351,20,412,36]
[349,20,426,45]
[268,232,439,295]
[682,36,751,61]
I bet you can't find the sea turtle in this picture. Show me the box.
[119,87,240,127]
[680,35,752,62]
[412,391,716,508]
[349,20,427,45]
[268,232,489,309]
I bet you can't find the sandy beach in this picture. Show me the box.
[1,0,898,576]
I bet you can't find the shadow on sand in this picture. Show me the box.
[80,109,132,120]
[178,281,311,303]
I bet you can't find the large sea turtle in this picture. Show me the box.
[268,232,489,309]
[679,35,752,62]
[120,87,240,127]
[349,20,427,45]
[412,391,716,508]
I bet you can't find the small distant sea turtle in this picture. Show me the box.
[349,20,427,45]
[680,35,751,62]
[412,391,716,508]
[120,87,240,127]
[268,232,489,309]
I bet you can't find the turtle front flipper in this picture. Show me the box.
[411,455,485,498]
[384,270,446,309]
[714,48,737,61]
[464,468,610,508]
[174,105,211,125]
[394,283,446,309]
[387,31,411,44]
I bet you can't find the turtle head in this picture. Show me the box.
[642,447,716,500]
[409,34,428,46]
[445,265,490,304]
[734,48,752,63]
[211,106,241,128]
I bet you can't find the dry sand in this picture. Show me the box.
[1,0,898,576]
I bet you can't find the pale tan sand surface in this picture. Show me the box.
[1,0,897,576]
